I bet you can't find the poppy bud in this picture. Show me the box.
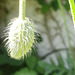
[5,17,34,59]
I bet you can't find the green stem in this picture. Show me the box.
[19,0,26,20]
[69,0,75,27]
[57,0,75,68]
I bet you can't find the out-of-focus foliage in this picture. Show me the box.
[25,56,39,69]
[64,0,70,11]
[0,43,75,75]
[36,52,75,75]
[14,68,37,75]
[37,0,70,13]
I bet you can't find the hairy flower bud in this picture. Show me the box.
[5,17,34,59]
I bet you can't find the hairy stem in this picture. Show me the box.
[19,0,26,20]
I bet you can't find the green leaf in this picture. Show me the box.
[51,0,59,11]
[44,66,61,75]
[57,53,65,68]
[53,73,58,75]
[67,70,75,75]
[52,70,66,75]
[66,52,73,70]
[38,0,45,5]
[50,58,56,66]
[42,4,50,13]
[38,60,60,75]
[36,65,45,74]
[14,68,37,75]
[38,60,50,69]
[26,56,39,69]
[57,69,67,75]
[64,0,70,11]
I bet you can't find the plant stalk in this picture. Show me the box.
[57,0,75,70]
[19,0,26,20]
[69,0,75,27]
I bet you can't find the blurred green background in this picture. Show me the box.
[0,0,75,75]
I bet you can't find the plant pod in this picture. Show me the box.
[5,17,34,59]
